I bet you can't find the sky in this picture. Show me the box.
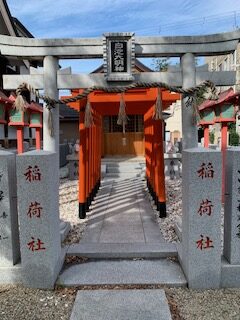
[6,0,240,73]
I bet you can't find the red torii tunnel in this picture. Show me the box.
[65,88,180,218]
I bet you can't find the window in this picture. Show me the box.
[103,115,144,133]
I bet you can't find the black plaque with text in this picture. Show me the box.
[111,41,127,73]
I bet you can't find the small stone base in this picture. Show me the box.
[23,247,67,289]
[0,263,23,284]
[174,217,182,241]
[60,221,71,242]
[221,257,240,288]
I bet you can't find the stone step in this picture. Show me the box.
[70,289,172,320]
[66,242,178,259]
[105,172,141,178]
[57,259,187,287]
[105,162,144,167]
[102,158,145,163]
[106,166,142,173]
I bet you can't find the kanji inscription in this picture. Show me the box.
[27,201,43,218]
[27,237,46,252]
[197,162,214,179]
[24,165,41,182]
[196,235,214,250]
[198,199,213,216]
[111,41,127,73]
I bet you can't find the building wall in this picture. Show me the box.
[205,44,240,92]
[60,121,79,143]
[205,44,240,138]
[165,100,182,143]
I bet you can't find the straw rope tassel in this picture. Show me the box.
[153,88,163,120]
[117,93,128,128]
[84,98,94,128]
[192,93,200,125]
[14,94,26,111]
[47,106,54,137]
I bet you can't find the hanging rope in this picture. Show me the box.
[14,80,218,135]
[84,98,94,127]
[15,80,217,109]
[117,93,128,129]
[153,88,163,120]
[46,105,54,137]
[14,94,26,111]
[191,92,200,125]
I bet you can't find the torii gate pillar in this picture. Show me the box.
[43,56,69,240]
[43,56,59,158]
[181,53,197,149]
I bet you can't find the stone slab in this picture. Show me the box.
[224,148,240,264]
[70,289,172,320]
[0,150,20,266]
[57,259,187,287]
[67,243,177,259]
[181,148,222,289]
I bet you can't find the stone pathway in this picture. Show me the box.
[70,289,172,320]
[60,174,186,288]
[80,176,166,244]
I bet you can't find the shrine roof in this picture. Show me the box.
[59,103,79,120]
[198,88,240,111]
[29,102,43,113]
[0,89,13,103]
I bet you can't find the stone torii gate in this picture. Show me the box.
[0,31,240,289]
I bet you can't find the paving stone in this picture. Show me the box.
[58,259,187,287]
[80,175,165,245]
[99,228,146,243]
[70,289,172,320]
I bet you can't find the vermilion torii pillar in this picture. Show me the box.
[154,118,166,217]
[78,105,102,219]
[203,125,210,148]
[79,109,87,218]
[144,105,166,217]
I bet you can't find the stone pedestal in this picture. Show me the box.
[67,154,79,180]
[0,150,20,266]
[164,153,182,179]
[17,150,63,289]
[181,148,222,289]
[224,148,240,264]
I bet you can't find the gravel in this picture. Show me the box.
[166,287,240,320]
[0,285,77,320]
[59,179,89,245]
[147,178,182,243]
